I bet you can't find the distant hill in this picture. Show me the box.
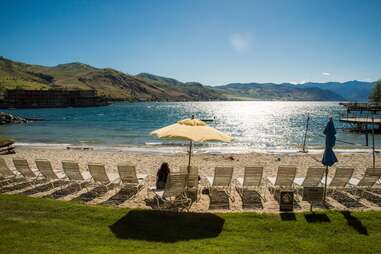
[0,57,228,101]
[0,57,375,101]
[298,81,374,101]
[216,83,346,101]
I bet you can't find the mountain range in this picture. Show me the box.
[0,57,375,102]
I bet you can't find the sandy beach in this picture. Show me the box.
[2,146,381,213]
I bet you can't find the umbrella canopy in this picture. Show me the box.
[322,118,338,166]
[151,118,232,142]
[322,117,338,201]
[150,117,232,169]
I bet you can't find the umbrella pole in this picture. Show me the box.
[372,115,375,169]
[187,140,193,172]
[324,166,328,202]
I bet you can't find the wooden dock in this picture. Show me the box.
[340,117,381,125]
[340,102,381,112]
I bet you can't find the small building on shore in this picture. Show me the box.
[0,89,111,108]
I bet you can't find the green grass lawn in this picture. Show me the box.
[0,194,381,254]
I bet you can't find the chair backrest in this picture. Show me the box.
[163,173,187,198]
[118,164,139,184]
[274,166,296,187]
[13,158,35,178]
[357,168,381,187]
[62,161,84,181]
[35,159,58,180]
[212,167,233,187]
[243,166,263,187]
[88,163,110,184]
[0,158,15,177]
[330,167,354,187]
[180,166,199,188]
[303,167,325,187]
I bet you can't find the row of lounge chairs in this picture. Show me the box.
[1,158,381,211]
[0,158,147,193]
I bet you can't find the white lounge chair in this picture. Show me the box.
[235,166,266,201]
[88,163,118,190]
[0,158,24,187]
[206,167,234,201]
[294,167,325,187]
[35,159,60,180]
[267,166,297,193]
[323,167,354,189]
[180,166,200,200]
[151,173,191,211]
[349,167,381,195]
[62,160,91,183]
[13,158,37,179]
[117,164,146,191]
[0,158,17,179]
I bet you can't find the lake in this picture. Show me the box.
[0,101,379,153]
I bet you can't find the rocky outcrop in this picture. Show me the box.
[0,112,28,125]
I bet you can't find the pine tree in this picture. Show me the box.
[369,80,381,102]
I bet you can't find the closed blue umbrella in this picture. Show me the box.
[322,117,338,201]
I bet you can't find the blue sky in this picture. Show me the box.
[1,0,380,85]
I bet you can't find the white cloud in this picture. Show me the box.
[230,33,250,52]
[322,72,331,76]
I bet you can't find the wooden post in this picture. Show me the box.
[187,140,193,173]
[302,114,310,153]
[365,131,369,146]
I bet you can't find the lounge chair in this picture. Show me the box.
[35,159,60,180]
[235,166,266,201]
[267,166,297,193]
[0,158,24,187]
[62,160,91,183]
[0,158,16,179]
[294,167,325,187]
[206,167,234,201]
[150,173,191,211]
[88,163,118,190]
[180,166,201,199]
[322,167,354,196]
[13,158,37,179]
[349,167,381,195]
[117,164,146,191]
[323,167,354,188]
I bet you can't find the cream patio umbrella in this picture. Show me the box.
[150,116,233,171]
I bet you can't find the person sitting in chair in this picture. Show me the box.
[156,162,170,189]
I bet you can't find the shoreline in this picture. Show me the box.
[14,142,378,155]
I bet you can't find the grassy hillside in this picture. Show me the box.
[1,56,366,102]
[0,57,228,101]
[216,83,346,101]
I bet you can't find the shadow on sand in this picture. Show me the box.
[341,211,368,236]
[109,210,225,242]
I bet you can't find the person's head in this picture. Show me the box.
[160,162,169,171]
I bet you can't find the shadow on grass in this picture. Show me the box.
[304,213,330,223]
[279,212,296,221]
[109,210,225,242]
[341,211,368,236]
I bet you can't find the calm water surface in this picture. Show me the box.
[0,101,379,153]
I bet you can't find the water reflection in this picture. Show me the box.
[0,101,379,152]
